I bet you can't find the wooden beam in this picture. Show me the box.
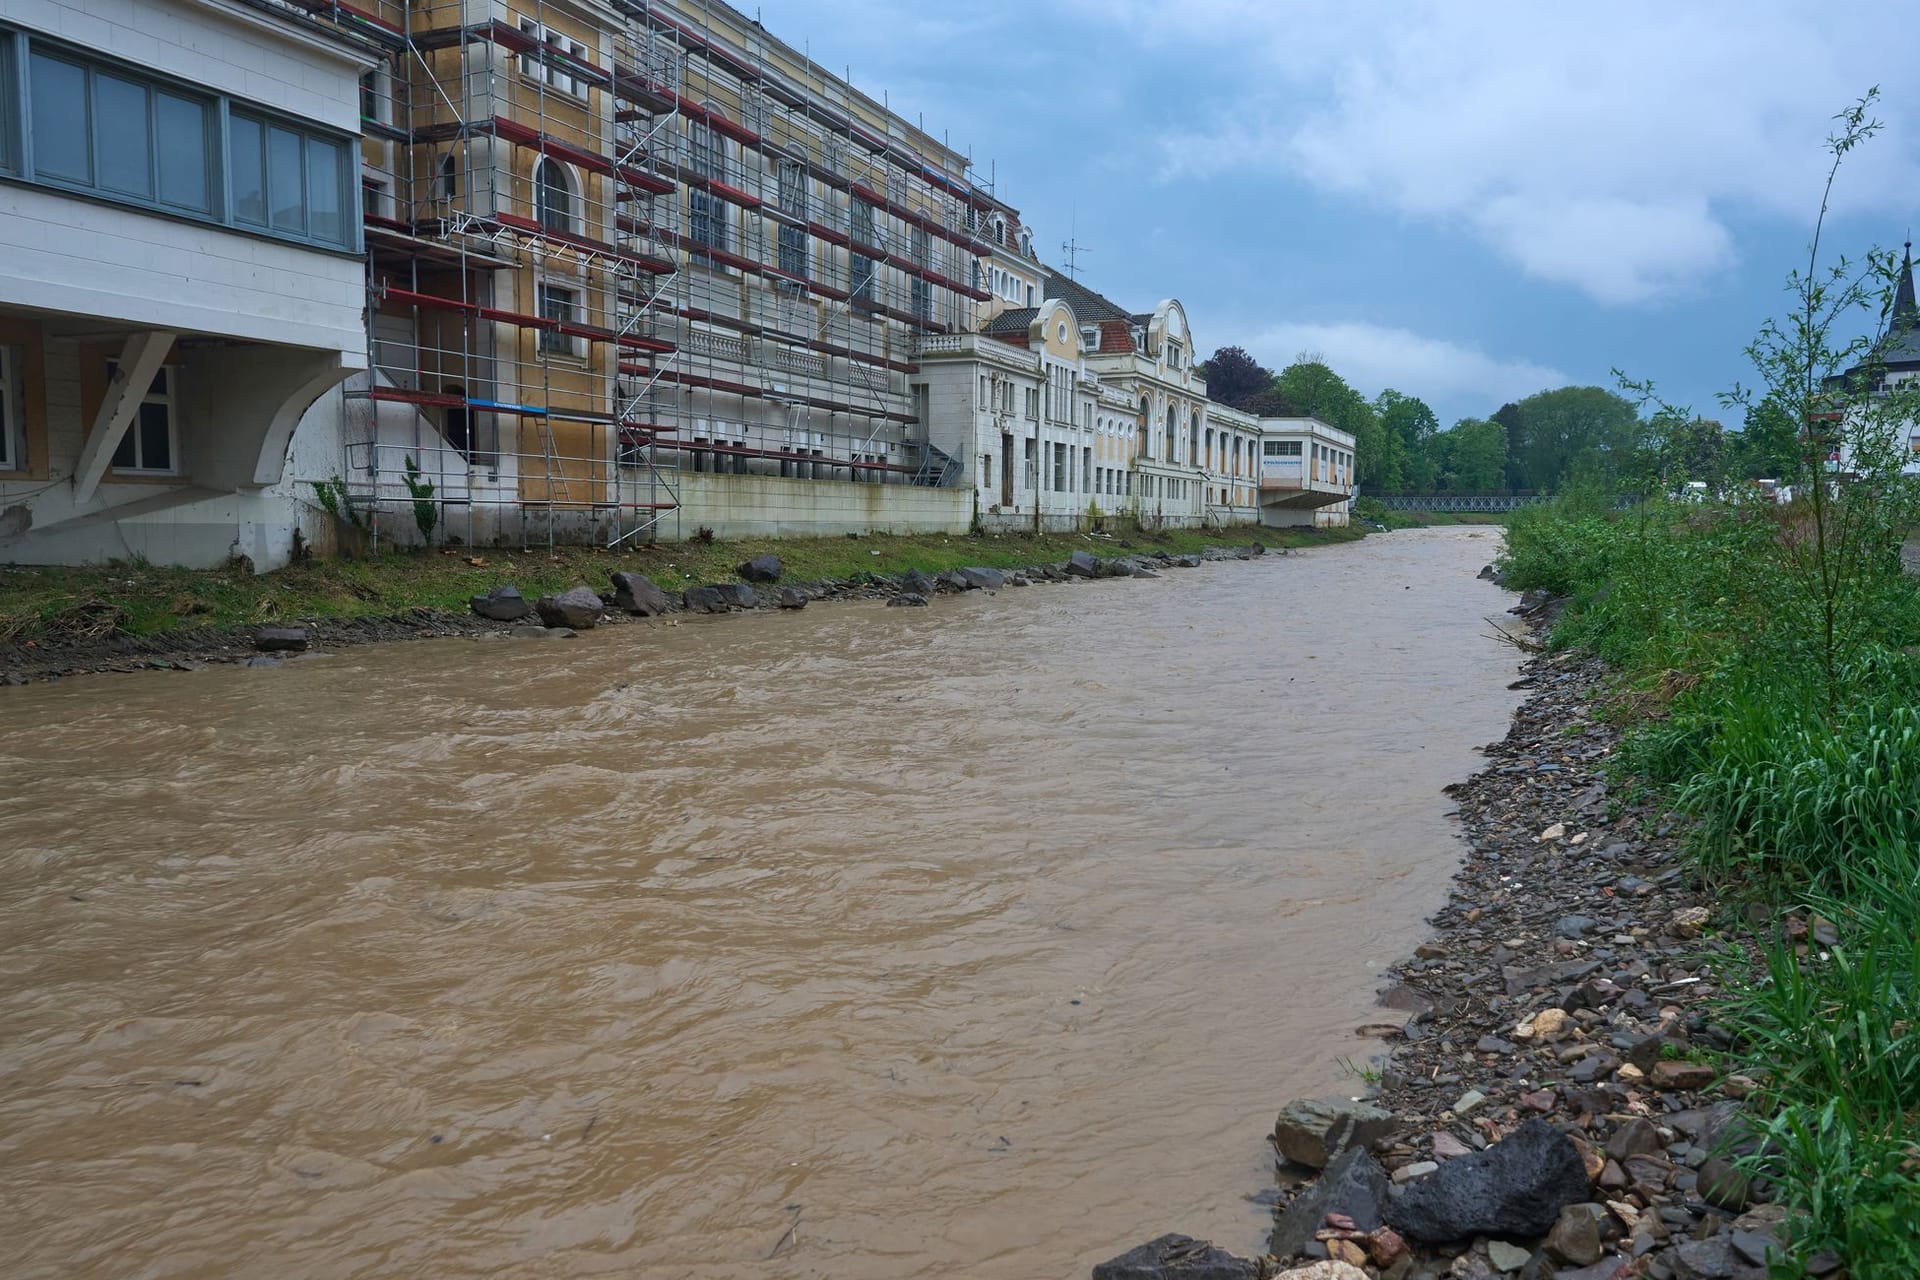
[72,331,175,505]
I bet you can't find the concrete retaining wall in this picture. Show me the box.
[673,473,971,540]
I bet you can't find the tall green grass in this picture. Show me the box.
[1500,496,1920,1278]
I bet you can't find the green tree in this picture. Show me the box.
[1375,389,1440,491]
[1493,401,1527,490]
[1432,417,1508,490]
[1728,395,1801,479]
[1510,385,1643,492]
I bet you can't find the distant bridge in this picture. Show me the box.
[1367,492,1547,513]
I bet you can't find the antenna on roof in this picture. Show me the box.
[1061,236,1091,281]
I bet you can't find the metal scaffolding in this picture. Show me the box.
[289,0,992,549]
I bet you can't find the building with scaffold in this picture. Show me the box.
[0,0,1305,569]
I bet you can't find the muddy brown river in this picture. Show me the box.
[0,527,1519,1279]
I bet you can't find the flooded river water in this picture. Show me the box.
[0,527,1519,1279]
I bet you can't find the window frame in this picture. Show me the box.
[105,359,182,477]
[536,279,584,359]
[0,344,20,472]
[533,156,577,235]
[3,22,359,253]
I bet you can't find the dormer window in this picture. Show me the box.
[1081,325,1100,350]
[1167,339,1183,370]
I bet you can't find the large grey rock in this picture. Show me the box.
[1066,550,1099,577]
[610,572,671,616]
[738,554,782,583]
[1272,1097,1398,1169]
[1171,555,1203,568]
[1095,556,1140,578]
[1090,1233,1260,1280]
[715,583,757,609]
[254,626,309,652]
[959,566,1005,590]
[469,585,532,621]
[536,586,603,629]
[1384,1119,1590,1243]
[898,568,937,595]
[776,587,808,610]
[934,569,972,593]
[888,592,929,608]
[1269,1145,1389,1258]
[683,585,731,614]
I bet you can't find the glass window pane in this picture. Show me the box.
[156,93,210,212]
[110,420,137,470]
[306,137,344,244]
[0,34,16,174]
[95,72,152,197]
[230,113,265,224]
[267,125,304,233]
[30,52,90,184]
[138,402,172,471]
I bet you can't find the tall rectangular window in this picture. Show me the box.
[537,282,578,355]
[1083,446,1091,493]
[776,158,805,217]
[910,276,930,322]
[777,223,807,278]
[95,72,152,198]
[267,124,304,234]
[156,92,211,213]
[229,113,266,225]
[306,136,345,245]
[29,50,90,184]
[1052,442,1066,492]
[107,362,177,475]
[0,345,20,471]
[0,31,16,174]
[849,251,875,302]
[850,197,874,247]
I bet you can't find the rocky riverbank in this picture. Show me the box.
[0,541,1276,684]
[1092,589,1815,1280]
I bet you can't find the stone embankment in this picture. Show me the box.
[0,543,1271,683]
[1093,582,1815,1280]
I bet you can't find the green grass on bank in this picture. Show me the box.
[1500,493,1920,1276]
[0,523,1363,649]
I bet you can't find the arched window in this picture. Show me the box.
[1137,396,1151,456]
[535,158,573,233]
[1189,410,1200,464]
[1205,428,1214,471]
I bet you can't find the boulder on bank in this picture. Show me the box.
[1090,1233,1261,1280]
[610,571,672,616]
[1272,1097,1397,1169]
[777,587,808,610]
[1270,1145,1390,1258]
[254,626,309,652]
[959,566,1005,590]
[934,569,972,593]
[1171,555,1203,568]
[469,585,532,621]
[898,568,937,596]
[738,554,782,583]
[1095,556,1139,578]
[1383,1118,1589,1243]
[536,586,603,630]
[684,583,756,613]
[1066,550,1099,577]
[887,592,930,608]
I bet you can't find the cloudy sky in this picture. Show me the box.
[773,0,1920,428]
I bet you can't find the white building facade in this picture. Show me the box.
[0,0,374,568]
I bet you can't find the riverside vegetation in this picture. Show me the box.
[1493,95,1920,1277]
[1087,95,1917,1280]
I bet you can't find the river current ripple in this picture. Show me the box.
[0,528,1519,1279]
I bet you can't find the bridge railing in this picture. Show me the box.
[1364,492,1546,513]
